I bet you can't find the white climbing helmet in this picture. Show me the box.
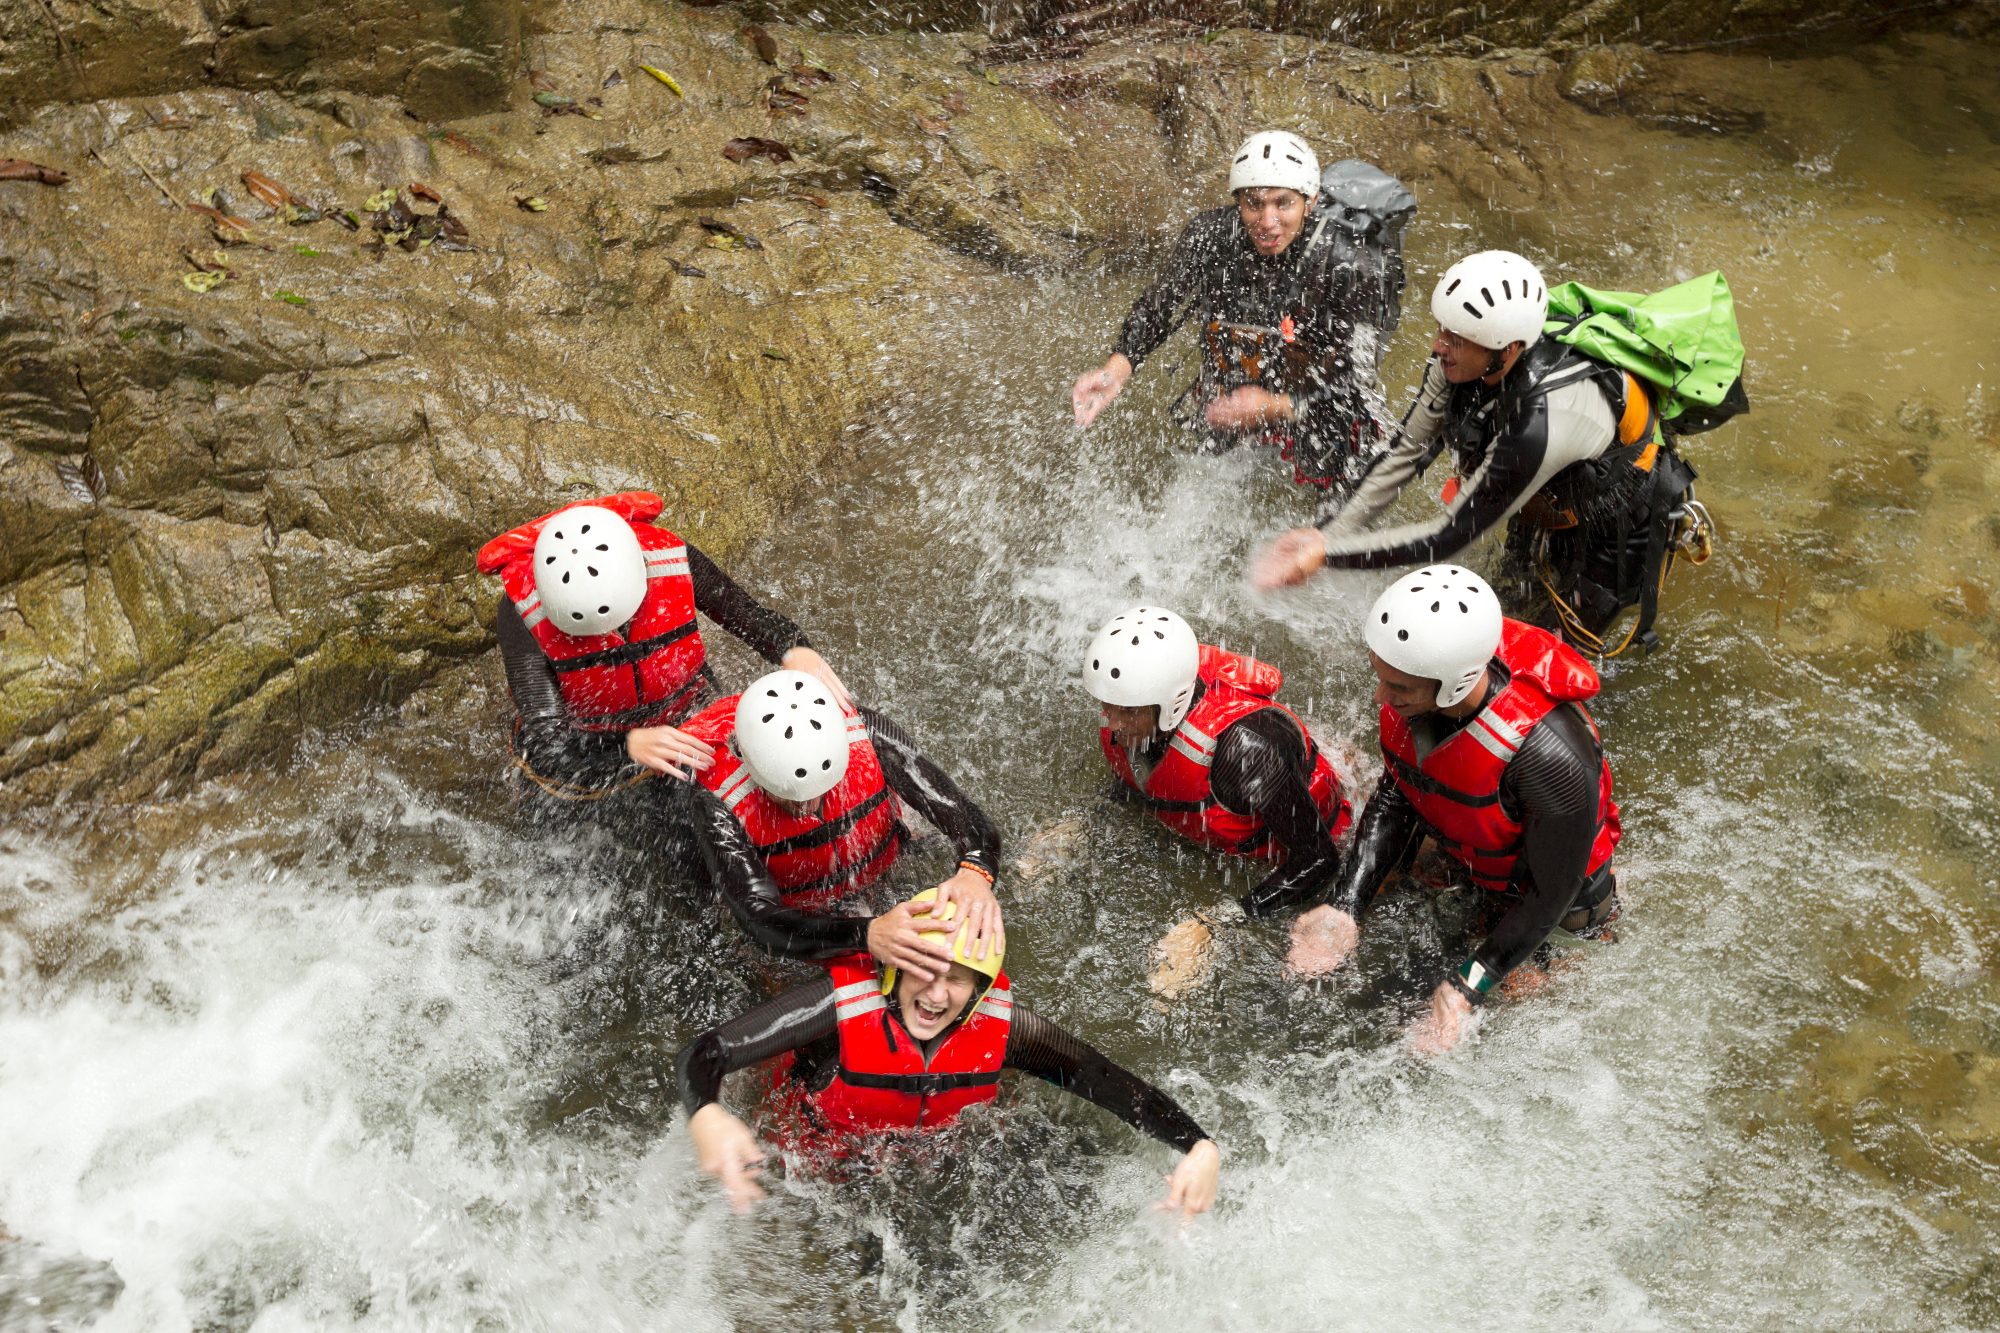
[1227,130,1321,201]
[733,670,851,803]
[1363,566,1504,709]
[532,505,647,637]
[1082,607,1201,733]
[1430,250,1548,352]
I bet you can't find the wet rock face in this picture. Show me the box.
[0,0,519,125]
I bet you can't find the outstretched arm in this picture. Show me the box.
[864,707,1005,960]
[687,783,875,959]
[1288,769,1424,975]
[1007,1006,1220,1217]
[495,596,644,793]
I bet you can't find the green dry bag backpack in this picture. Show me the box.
[1544,271,1748,434]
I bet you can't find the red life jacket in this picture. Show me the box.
[476,492,708,730]
[1100,645,1352,858]
[1379,619,1621,892]
[795,955,1012,1136]
[681,696,906,908]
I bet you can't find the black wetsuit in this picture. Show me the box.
[1115,206,1383,485]
[1323,660,1611,984]
[1319,350,1687,640]
[687,706,1002,960]
[1114,678,1340,917]
[495,544,810,797]
[678,977,1210,1151]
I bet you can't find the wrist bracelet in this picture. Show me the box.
[1453,957,1498,1004]
[958,860,994,885]
[1447,973,1482,1006]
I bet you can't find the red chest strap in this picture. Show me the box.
[1381,748,1505,808]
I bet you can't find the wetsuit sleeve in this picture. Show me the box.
[687,782,876,959]
[1005,1006,1210,1152]
[1317,354,1451,537]
[860,707,1002,880]
[1322,768,1425,921]
[686,544,810,664]
[1318,375,1614,569]
[1111,211,1227,370]
[1469,704,1604,980]
[675,975,837,1114]
[1207,712,1340,917]
[495,594,644,789]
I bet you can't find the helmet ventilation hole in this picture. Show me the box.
[1091,659,1100,670]
[783,726,795,739]
[809,719,822,730]
[1397,630,1409,641]
[794,767,808,778]
[761,713,775,723]
[596,604,609,615]
[1110,667,1121,679]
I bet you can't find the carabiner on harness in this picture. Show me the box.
[1670,498,1716,565]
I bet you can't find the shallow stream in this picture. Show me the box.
[5,31,2000,1333]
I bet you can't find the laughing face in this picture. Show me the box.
[896,961,985,1040]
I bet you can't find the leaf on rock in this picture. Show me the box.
[182,246,234,275]
[182,270,227,293]
[363,186,398,211]
[603,69,624,89]
[529,69,560,92]
[198,185,229,211]
[698,215,763,250]
[917,114,950,136]
[0,158,68,186]
[666,258,706,278]
[637,64,685,96]
[516,195,550,212]
[53,453,106,503]
[797,191,830,209]
[241,170,295,209]
[438,129,486,157]
[722,137,792,164]
[437,207,469,241]
[408,181,443,203]
[741,24,779,64]
[292,245,322,257]
[767,86,810,115]
[944,92,967,113]
[272,291,310,306]
[336,210,362,231]
[761,346,789,361]
[985,68,1001,84]
[790,64,833,86]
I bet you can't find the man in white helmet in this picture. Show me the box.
[1257,250,1698,654]
[1070,133,1408,491]
[1287,567,1622,1053]
[1082,607,1351,922]
[677,669,1005,981]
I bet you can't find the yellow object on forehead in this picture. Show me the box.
[878,887,1006,999]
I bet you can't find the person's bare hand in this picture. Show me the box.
[1157,1139,1221,1220]
[1407,980,1476,1055]
[931,868,1004,962]
[1204,385,1291,431]
[781,646,853,711]
[866,899,956,982]
[689,1103,767,1212]
[1073,354,1133,427]
[626,725,716,779]
[1286,904,1358,977]
[1252,526,1328,591]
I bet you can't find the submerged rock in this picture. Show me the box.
[0,1238,124,1332]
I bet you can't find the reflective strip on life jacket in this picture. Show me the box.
[645,544,690,576]
[714,764,757,812]
[834,979,886,1021]
[513,590,547,630]
[1167,715,1220,769]
[975,984,1012,1022]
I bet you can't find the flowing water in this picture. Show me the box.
[5,31,2000,1333]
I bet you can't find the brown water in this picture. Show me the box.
[3,31,1999,1333]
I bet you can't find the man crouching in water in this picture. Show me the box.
[1070,131,1390,490]
[1289,566,1621,1053]
[678,891,1221,1217]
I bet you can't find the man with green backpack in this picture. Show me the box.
[1256,250,1746,656]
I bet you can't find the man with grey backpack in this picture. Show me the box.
[1071,131,1416,493]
